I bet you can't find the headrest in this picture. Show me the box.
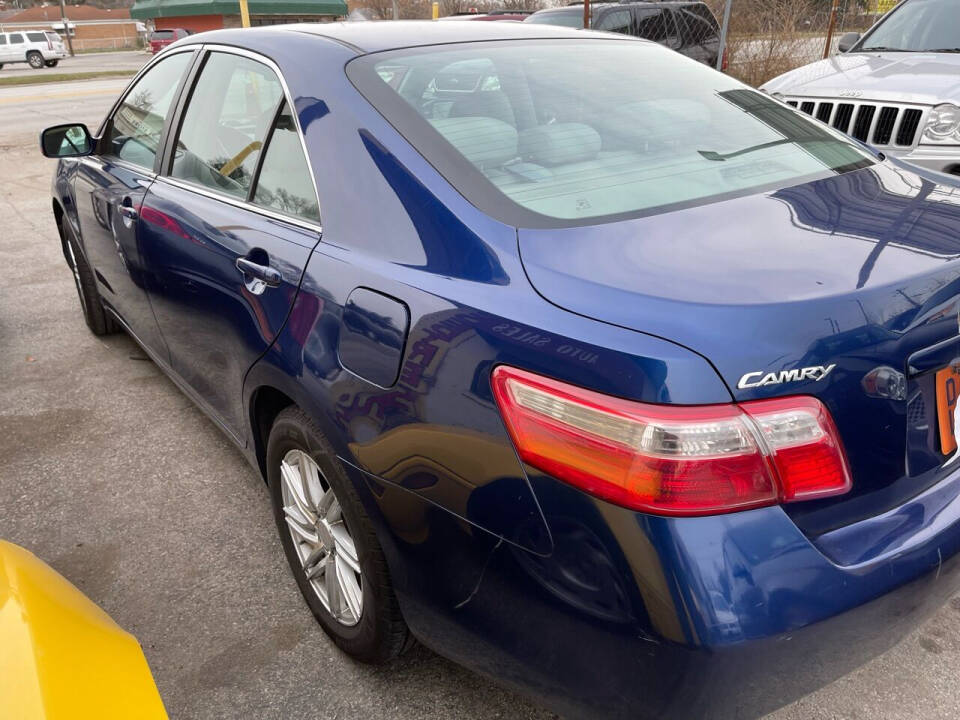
[519,123,602,167]
[430,116,518,169]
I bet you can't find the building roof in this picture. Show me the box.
[4,5,131,22]
[130,0,347,20]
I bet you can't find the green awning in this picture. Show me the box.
[130,0,347,20]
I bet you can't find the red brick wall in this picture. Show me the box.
[155,15,225,33]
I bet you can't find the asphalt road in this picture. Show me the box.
[0,49,147,78]
[2,77,960,720]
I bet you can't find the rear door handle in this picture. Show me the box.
[118,205,138,220]
[236,257,282,287]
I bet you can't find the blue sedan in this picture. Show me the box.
[42,20,960,719]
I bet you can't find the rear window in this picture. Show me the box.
[524,10,583,28]
[27,32,47,42]
[151,30,175,40]
[348,39,874,227]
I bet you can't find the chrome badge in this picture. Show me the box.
[738,364,837,390]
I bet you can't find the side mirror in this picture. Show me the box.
[837,32,861,53]
[40,123,94,158]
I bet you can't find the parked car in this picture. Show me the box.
[763,0,960,176]
[439,9,533,20]
[148,28,190,54]
[41,21,960,719]
[0,540,168,719]
[0,30,67,69]
[525,1,725,68]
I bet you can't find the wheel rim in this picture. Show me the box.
[280,449,363,626]
[65,240,89,319]
[29,55,42,68]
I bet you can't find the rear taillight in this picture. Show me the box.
[491,366,851,516]
[721,48,730,72]
[47,39,53,50]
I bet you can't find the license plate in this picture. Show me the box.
[935,364,960,455]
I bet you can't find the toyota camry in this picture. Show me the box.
[41,21,960,719]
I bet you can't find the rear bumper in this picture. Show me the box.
[374,462,960,719]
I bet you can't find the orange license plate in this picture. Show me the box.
[935,364,960,455]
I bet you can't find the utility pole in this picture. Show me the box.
[582,0,589,28]
[823,0,840,59]
[716,0,732,71]
[58,0,74,56]
[392,0,399,20]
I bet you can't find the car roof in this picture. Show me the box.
[534,1,700,10]
[181,20,602,55]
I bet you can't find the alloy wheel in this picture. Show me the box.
[279,449,363,626]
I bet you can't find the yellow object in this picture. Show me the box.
[877,0,896,12]
[432,2,439,20]
[239,0,251,28]
[0,541,168,720]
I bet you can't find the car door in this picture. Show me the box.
[139,48,320,442]
[7,33,25,62]
[73,49,196,359]
[0,35,11,63]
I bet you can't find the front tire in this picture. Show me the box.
[63,226,118,336]
[45,59,59,68]
[27,52,44,69]
[266,406,410,664]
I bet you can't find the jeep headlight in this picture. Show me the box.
[922,103,960,144]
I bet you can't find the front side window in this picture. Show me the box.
[349,40,874,226]
[102,51,192,169]
[171,52,283,199]
[859,0,960,52]
[252,102,319,222]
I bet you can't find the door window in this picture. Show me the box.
[596,10,634,35]
[102,51,193,170]
[251,102,319,222]
[635,8,681,49]
[9,34,24,44]
[170,51,283,199]
[679,7,720,48]
[0,36,7,45]
[27,32,47,42]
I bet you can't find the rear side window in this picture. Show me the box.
[635,8,680,46]
[171,52,283,199]
[523,11,582,28]
[679,7,720,46]
[103,51,193,169]
[252,102,320,222]
[596,10,634,34]
[349,40,874,226]
[27,32,47,42]
[9,34,24,44]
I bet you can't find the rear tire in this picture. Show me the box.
[44,59,59,68]
[266,406,410,664]
[27,52,44,69]
[63,225,119,336]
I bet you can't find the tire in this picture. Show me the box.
[45,59,59,68]
[63,224,119,336]
[0,64,4,70]
[27,52,44,69]
[266,406,410,664]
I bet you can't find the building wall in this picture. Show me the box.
[154,15,225,33]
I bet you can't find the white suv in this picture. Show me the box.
[0,31,68,70]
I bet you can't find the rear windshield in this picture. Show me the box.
[348,40,874,227]
[151,30,175,40]
[524,10,583,28]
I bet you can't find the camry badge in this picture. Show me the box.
[738,364,837,390]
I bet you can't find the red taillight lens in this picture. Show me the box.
[721,48,730,72]
[491,366,851,516]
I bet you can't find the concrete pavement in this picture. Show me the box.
[0,49,147,78]
[1,76,960,720]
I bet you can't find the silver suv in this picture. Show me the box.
[762,0,960,176]
[0,30,68,70]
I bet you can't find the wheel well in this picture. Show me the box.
[250,386,296,480]
[52,200,70,265]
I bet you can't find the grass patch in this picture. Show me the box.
[0,70,135,88]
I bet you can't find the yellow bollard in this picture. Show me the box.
[239,0,251,28]
[432,1,439,19]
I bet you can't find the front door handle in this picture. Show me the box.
[118,205,138,220]
[236,257,282,287]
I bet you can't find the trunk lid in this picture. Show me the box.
[518,161,960,534]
